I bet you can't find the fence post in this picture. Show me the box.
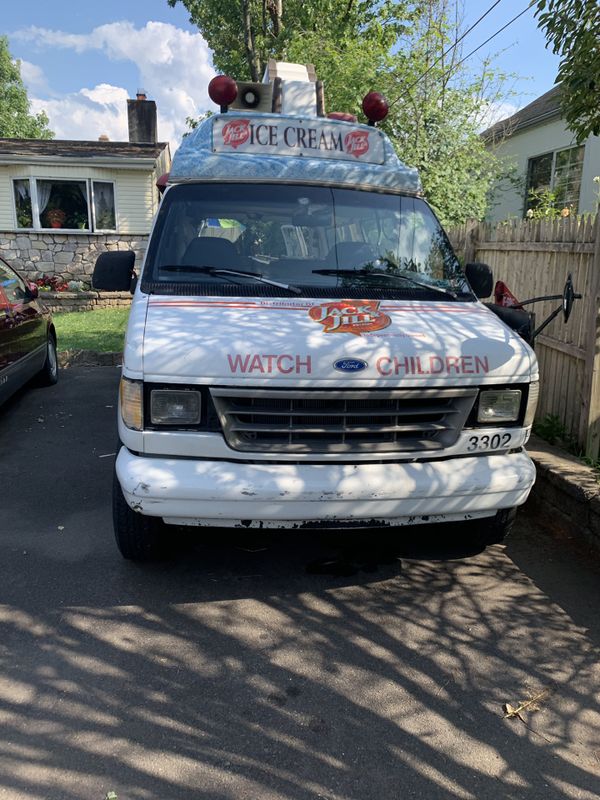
[464,219,479,264]
[584,215,600,458]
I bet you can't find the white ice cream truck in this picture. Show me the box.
[94,65,544,560]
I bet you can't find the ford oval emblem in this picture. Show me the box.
[334,358,368,373]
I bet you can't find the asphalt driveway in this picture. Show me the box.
[0,367,599,800]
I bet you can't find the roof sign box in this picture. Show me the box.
[212,115,386,165]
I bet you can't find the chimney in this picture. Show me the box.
[127,88,157,144]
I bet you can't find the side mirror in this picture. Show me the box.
[92,251,135,292]
[465,262,493,299]
[25,282,39,300]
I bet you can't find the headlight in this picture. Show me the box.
[523,381,539,427]
[120,377,143,430]
[151,389,201,425]
[478,389,522,423]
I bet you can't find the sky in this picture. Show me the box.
[3,0,561,152]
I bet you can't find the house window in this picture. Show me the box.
[525,145,585,215]
[13,179,33,229]
[12,178,117,232]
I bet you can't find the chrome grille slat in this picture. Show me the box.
[210,387,478,454]
[229,406,459,417]
[229,422,449,433]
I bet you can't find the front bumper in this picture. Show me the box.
[115,447,536,529]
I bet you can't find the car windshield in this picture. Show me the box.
[143,183,470,299]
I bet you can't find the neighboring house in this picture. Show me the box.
[483,86,600,223]
[0,92,170,284]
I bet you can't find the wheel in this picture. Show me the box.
[112,470,166,561]
[37,333,58,386]
[470,507,517,548]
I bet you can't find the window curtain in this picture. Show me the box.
[14,179,30,200]
[36,180,53,214]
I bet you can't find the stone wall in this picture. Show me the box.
[0,231,147,284]
[40,291,132,314]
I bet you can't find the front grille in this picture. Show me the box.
[210,387,478,454]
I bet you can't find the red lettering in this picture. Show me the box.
[249,354,265,373]
[393,357,410,373]
[227,354,250,373]
[475,356,490,373]
[377,356,392,376]
[429,356,444,374]
[460,355,474,374]
[445,356,460,373]
[264,354,277,372]
[277,355,294,374]
[295,355,312,374]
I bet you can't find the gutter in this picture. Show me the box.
[0,155,160,169]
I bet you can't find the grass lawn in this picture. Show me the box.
[53,307,130,352]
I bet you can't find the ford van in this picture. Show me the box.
[94,68,539,560]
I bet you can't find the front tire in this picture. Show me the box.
[112,470,166,561]
[37,333,58,386]
[470,507,517,548]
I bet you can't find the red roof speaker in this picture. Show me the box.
[362,92,389,125]
[156,172,170,195]
[208,75,238,112]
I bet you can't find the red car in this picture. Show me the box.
[0,256,58,405]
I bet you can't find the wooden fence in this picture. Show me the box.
[447,215,600,458]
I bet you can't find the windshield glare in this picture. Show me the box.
[145,183,467,297]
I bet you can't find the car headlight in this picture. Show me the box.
[477,389,522,423]
[151,389,201,425]
[120,377,143,430]
[523,381,539,427]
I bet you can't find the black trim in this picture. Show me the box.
[466,383,529,428]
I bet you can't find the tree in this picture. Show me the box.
[0,36,53,139]
[535,0,600,141]
[170,0,514,225]
[169,1,418,81]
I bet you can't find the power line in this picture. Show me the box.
[389,0,536,109]
[389,0,505,108]
[448,2,536,78]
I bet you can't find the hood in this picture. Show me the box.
[140,296,536,386]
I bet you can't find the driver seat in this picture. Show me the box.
[182,237,237,268]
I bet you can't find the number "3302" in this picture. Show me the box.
[467,433,512,452]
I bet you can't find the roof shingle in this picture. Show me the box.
[0,138,168,159]
[482,85,562,143]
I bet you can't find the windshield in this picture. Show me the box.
[143,183,470,299]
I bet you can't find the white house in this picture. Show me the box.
[0,92,170,284]
[484,86,600,223]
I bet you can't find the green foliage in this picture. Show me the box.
[535,0,600,142]
[173,0,516,226]
[525,187,563,219]
[533,413,574,446]
[0,36,53,139]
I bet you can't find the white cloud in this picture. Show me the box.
[14,21,216,150]
[17,59,49,93]
[478,101,520,132]
[30,84,129,142]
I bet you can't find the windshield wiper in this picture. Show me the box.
[312,268,459,299]
[160,265,302,295]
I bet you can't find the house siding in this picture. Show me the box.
[487,118,599,223]
[0,163,160,234]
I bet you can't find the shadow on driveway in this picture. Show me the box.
[0,367,599,800]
